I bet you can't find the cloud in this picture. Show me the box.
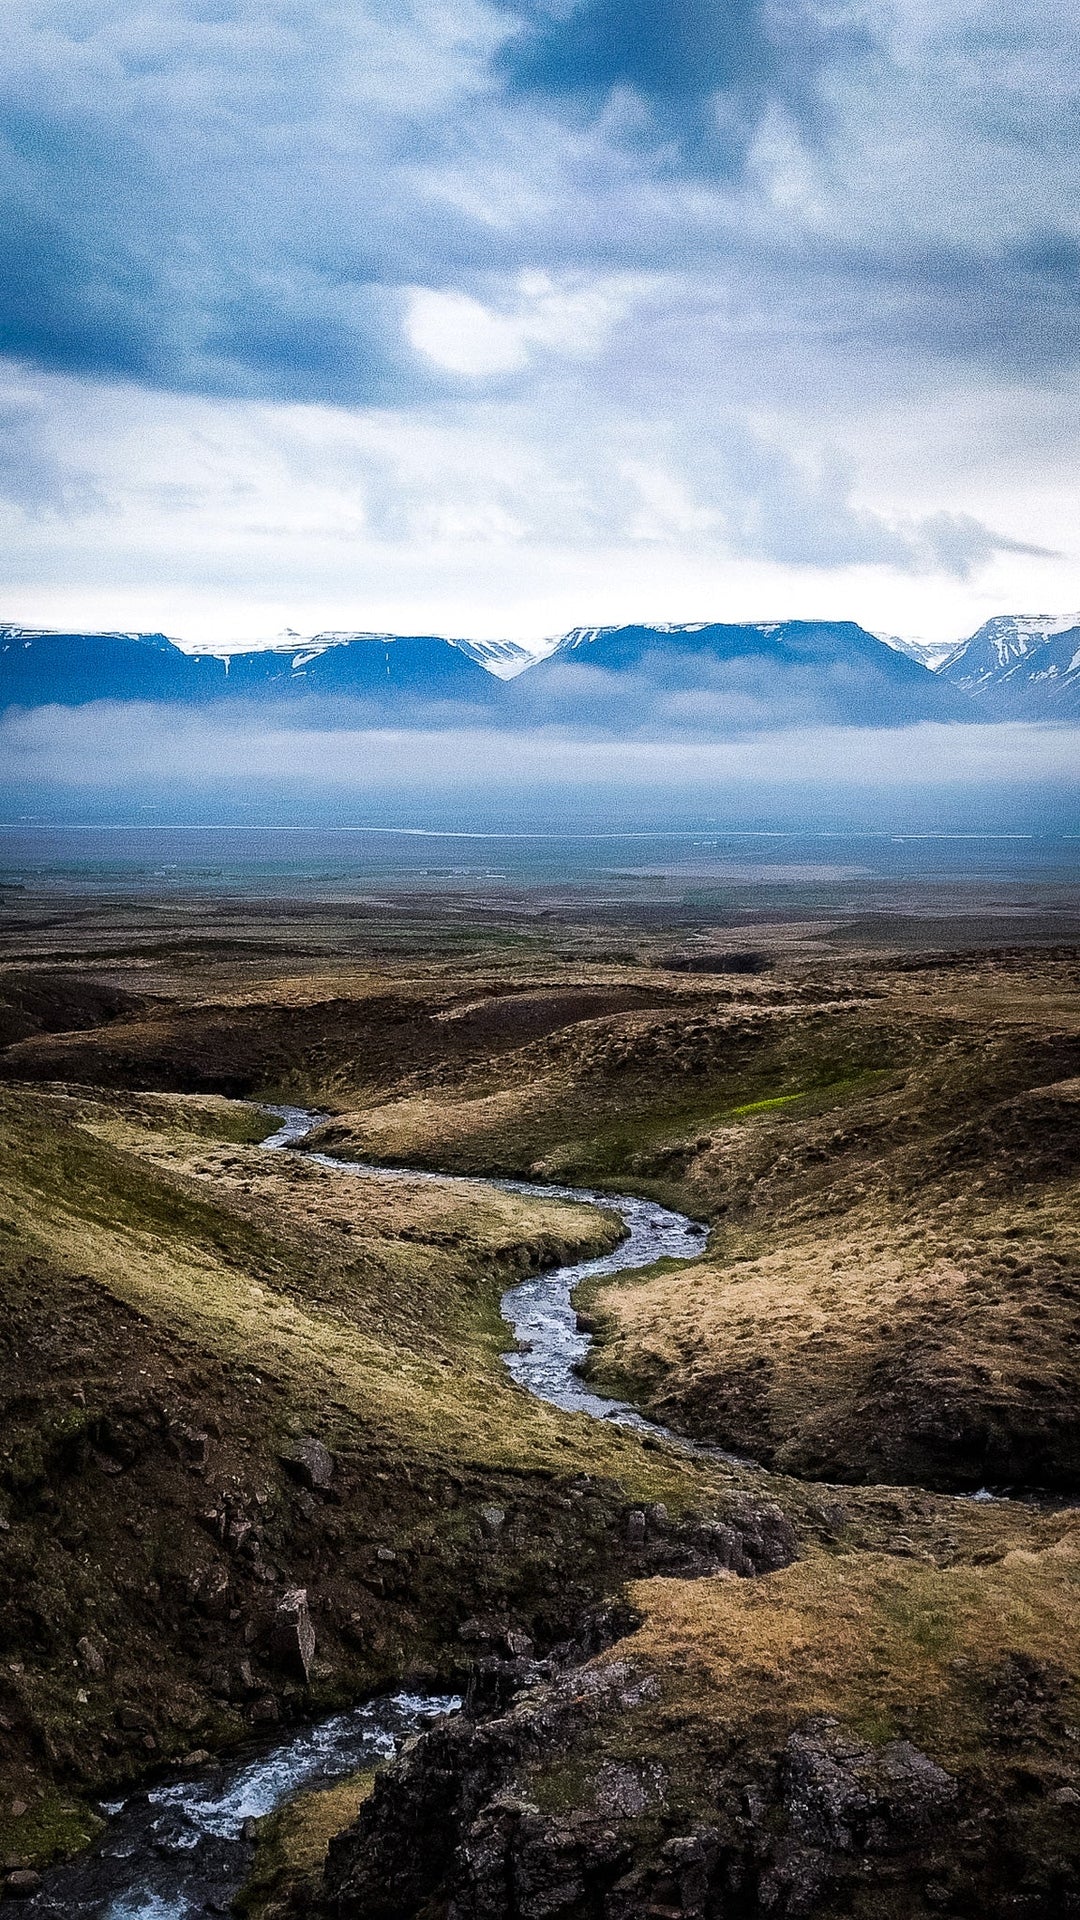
[0,1,474,402]
[0,0,1078,635]
[0,383,100,514]
[494,0,869,172]
[619,432,1050,578]
[0,363,1037,606]
[405,272,634,375]
[3,707,1078,843]
[2,0,1080,411]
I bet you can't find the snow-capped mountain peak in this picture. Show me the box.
[939,612,1080,714]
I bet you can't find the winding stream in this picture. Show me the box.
[262,1104,713,1436]
[31,1104,717,1918]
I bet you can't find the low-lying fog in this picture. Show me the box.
[2,702,1079,839]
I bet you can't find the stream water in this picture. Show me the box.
[30,1104,715,1917]
[261,1105,713,1433]
[27,1692,459,1919]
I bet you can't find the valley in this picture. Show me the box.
[0,889,1078,1917]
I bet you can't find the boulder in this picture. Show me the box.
[625,1509,646,1547]
[271,1587,315,1681]
[76,1635,105,1677]
[279,1437,334,1491]
[2,1870,41,1899]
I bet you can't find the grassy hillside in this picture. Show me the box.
[0,1077,773,1871]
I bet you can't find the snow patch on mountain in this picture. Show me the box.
[873,631,958,671]
[182,628,537,679]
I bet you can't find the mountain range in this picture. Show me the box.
[2,613,1078,726]
[0,626,504,709]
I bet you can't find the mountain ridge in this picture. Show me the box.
[0,625,501,709]
[4,613,1080,724]
[510,618,972,728]
[1,618,967,728]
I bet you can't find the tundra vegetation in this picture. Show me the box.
[0,888,1077,1915]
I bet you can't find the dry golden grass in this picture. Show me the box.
[4,930,1080,1895]
[238,1772,376,1917]
[313,1082,561,1169]
[581,1091,1080,1487]
[619,1528,1080,1765]
[0,1082,699,1485]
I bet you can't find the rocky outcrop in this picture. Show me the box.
[279,1438,335,1492]
[319,1500,808,1920]
[320,1692,1079,1920]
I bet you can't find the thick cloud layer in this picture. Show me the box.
[496,0,856,170]
[0,1,1078,640]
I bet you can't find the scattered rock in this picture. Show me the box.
[480,1505,506,1535]
[174,1424,208,1466]
[229,1659,257,1701]
[75,1635,105,1678]
[457,1619,492,1644]
[225,1518,256,1557]
[625,1509,646,1547]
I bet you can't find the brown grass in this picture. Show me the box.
[620,1530,1080,1766]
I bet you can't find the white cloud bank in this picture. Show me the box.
[4,705,1079,796]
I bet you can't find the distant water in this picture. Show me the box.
[1,824,1079,909]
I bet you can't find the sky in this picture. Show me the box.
[1,0,1079,648]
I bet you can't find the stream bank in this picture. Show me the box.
[25,1105,763,1917]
